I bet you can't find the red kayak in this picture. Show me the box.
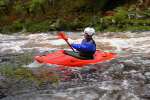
[34,50,116,67]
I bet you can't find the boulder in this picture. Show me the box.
[55,19,68,30]
[128,13,136,19]
[135,13,147,19]
[22,25,27,33]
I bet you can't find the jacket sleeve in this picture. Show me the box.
[71,43,95,52]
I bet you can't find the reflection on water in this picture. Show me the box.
[1,31,150,100]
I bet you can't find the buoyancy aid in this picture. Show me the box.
[71,38,96,57]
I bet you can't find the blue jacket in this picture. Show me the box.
[71,38,96,55]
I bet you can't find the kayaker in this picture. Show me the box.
[70,27,96,58]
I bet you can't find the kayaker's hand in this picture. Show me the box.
[68,44,71,47]
[69,43,74,47]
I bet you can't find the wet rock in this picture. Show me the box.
[133,73,146,82]
[128,13,136,19]
[55,19,68,30]
[0,34,2,37]
[22,26,27,33]
[144,72,150,81]
[121,80,128,89]
[148,7,150,13]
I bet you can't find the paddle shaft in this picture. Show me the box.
[65,40,75,52]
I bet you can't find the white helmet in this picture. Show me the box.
[84,27,95,36]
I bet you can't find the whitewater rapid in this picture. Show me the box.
[1,31,150,54]
[0,31,150,100]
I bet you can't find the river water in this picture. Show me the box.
[0,31,150,100]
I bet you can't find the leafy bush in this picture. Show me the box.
[74,19,84,28]
[77,15,86,21]
[105,25,120,31]
[114,10,128,23]
[27,20,52,32]
[1,25,14,33]
[68,21,76,30]
[0,51,60,96]
[93,24,102,31]
[115,7,125,10]
[13,19,23,31]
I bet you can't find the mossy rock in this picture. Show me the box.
[100,17,112,28]
[128,11,150,19]
[55,19,69,30]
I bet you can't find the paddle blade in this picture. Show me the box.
[57,32,68,41]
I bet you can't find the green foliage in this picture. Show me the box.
[120,19,131,24]
[13,0,29,12]
[105,25,120,31]
[0,65,35,80]
[93,24,102,31]
[92,0,109,11]
[100,17,112,28]
[1,0,150,32]
[0,0,4,5]
[1,15,9,20]
[75,20,84,28]
[13,19,23,31]
[78,15,85,21]
[27,20,52,32]
[25,18,32,25]
[0,52,35,81]
[141,6,150,11]
[39,69,60,83]
[33,0,45,4]
[0,51,60,90]
[115,7,125,10]
[133,11,150,16]
[114,10,128,23]
[1,25,14,33]
[68,21,76,30]
[123,25,150,31]
[13,4,23,12]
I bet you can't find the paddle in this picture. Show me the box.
[57,32,75,52]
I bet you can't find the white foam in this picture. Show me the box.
[99,81,121,90]
[23,60,43,68]
[1,31,150,53]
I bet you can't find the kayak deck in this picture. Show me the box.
[63,50,94,60]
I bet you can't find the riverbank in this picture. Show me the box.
[0,0,150,33]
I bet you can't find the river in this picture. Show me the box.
[0,31,150,100]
